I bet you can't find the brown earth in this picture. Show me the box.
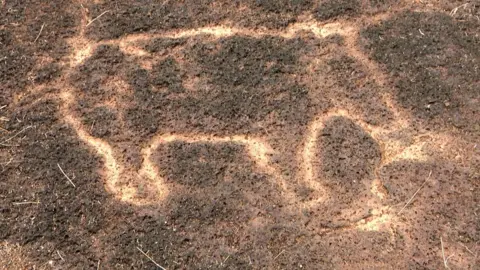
[1,0,479,269]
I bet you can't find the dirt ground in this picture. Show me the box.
[1,0,479,269]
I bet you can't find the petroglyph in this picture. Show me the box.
[50,14,445,234]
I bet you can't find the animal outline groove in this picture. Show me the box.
[42,15,440,234]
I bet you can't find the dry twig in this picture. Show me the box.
[86,10,110,27]
[450,3,469,16]
[441,237,450,269]
[0,125,33,145]
[57,250,65,261]
[136,247,166,270]
[12,201,40,205]
[273,250,285,260]
[460,243,475,256]
[221,254,230,266]
[57,163,76,187]
[34,23,45,43]
[398,171,432,214]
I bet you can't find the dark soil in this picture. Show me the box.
[1,1,479,269]
[361,10,480,133]
[84,0,315,40]
[315,0,360,20]
[320,116,381,184]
